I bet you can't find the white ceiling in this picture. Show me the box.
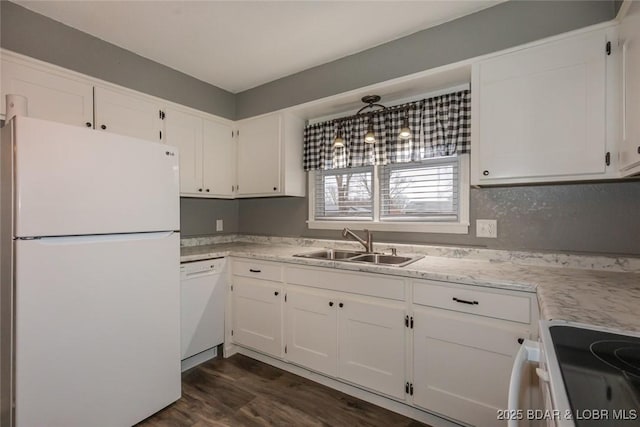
[14,1,502,93]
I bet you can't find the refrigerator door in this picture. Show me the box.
[13,116,179,238]
[14,232,180,427]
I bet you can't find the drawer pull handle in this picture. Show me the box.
[329,301,334,307]
[249,269,261,273]
[274,291,279,296]
[452,297,478,305]
[518,338,524,344]
[339,302,344,308]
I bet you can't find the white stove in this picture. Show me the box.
[509,320,640,427]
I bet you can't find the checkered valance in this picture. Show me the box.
[303,90,471,171]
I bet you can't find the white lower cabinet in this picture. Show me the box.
[229,260,537,426]
[231,276,283,358]
[412,307,529,427]
[286,287,338,377]
[337,295,406,400]
[285,286,406,399]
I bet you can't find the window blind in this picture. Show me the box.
[380,157,458,221]
[314,167,373,220]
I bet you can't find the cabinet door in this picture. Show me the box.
[232,276,283,358]
[412,307,529,427]
[620,3,640,174]
[474,30,608,184]
[236,114,281,196]
[164,108,203,195]
[94,86,162,142]
[1,59,93,128]
[337,296,406,399]
[203,119,235,197]
[285,287,337,377]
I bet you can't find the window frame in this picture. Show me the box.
[307,154,470,234]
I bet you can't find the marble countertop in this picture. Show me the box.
[181,238,640,333]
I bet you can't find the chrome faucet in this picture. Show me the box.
[342,228,374,253]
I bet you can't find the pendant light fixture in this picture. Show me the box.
[399,108,411,140]
[364,116,376,144]
[332,95,417,146]
[358,96,384,145]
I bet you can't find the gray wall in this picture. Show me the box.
[3,0,637,256]
[0,1,235,119]
[180,198,239,237]
[236,0,618,118]
[238,180,640,256]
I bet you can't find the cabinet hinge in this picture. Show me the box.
[285,345,287,354]
[406,382,414,395]
[159,110,166,120]
[285,293,287,302]
[159,130,162,140]
[606,41,611,56]
[231,330,234,336]
[230,284,233,291]
[405,315,409,328]
[605,151,611,166]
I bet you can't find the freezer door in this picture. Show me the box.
[14,232,180,427]
[13,116,179,237]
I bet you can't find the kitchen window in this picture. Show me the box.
[308,154,469,234]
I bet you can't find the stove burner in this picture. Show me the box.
[591,340,640,377]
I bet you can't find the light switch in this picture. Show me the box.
[216,219,223,232]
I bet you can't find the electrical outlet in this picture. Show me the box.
[476,219,497,238]
[216,219,223,232]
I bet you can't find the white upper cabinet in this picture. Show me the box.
[236,112,305,198]
[1,58,93,128]
[164,108,203,194]
[94,86,163,142]
[619,3,640,175]
[472,28,616,185]
[164,108,234,198]
[202,118,235,197]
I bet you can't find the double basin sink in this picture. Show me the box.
[293,249,423,267]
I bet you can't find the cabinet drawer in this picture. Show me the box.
[413,280,531,324]
[233,259,283,282]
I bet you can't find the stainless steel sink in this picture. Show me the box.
[350,253,423,267]
[293,249,365,260]
[293,249,423,267]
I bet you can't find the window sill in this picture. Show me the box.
[306,220,469,234]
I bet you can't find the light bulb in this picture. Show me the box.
[399,126,411,140]
[364,131,376,144]
[333,136,345,148]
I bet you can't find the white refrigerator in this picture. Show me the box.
[0,116,182,427]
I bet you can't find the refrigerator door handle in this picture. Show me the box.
[32,231,177,245]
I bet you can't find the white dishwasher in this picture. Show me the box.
[180,257,226,371]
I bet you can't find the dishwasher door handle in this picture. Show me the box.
[184,269,217,278]
[507,339,540,427]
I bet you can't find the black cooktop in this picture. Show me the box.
[551,326,640,426]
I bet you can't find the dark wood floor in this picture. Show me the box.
[137,354,430,427]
